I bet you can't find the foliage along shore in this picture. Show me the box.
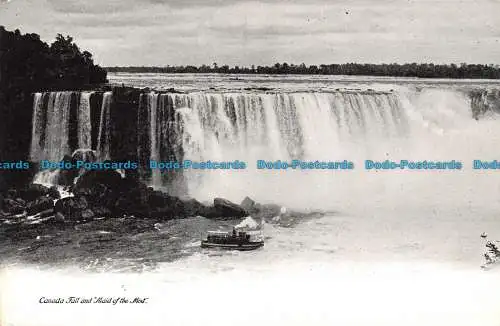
[106,62,500,79]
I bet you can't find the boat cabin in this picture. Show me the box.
[202,228,264,250]
[206,230,251,244]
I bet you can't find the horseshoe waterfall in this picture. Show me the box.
[28,86,500,205]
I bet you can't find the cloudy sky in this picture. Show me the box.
[1,0,500,66]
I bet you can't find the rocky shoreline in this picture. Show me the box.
[0,162,303,230]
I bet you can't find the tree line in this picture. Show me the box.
[107,62,500,79]
[1,26,108,92]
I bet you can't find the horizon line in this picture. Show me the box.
[103,62,500,68]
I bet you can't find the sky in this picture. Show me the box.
[1,0,500,66]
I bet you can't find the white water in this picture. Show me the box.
[30,92,45,161]
[138,88,500,214]
[3,212,500,326]
[97,91,113,161]
[29,86,499,207]
[148,92,161,187]
[31,91,100,185]
[44,92,72,163]
[30,92,73,162]
[77,92,93,150]
[16,78,500,326]
[108,72,500,92]
[140,91,407,201]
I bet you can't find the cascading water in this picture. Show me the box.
[31,91,97,163]
[137,93,185,195]
[77,92,93,150]
[30,92,46,161]
[97,91,113,161]
[144,91,407,159]
[139,91,410,202]
[148,92,160,186]
[32,92,73,162]
[30,91,105,185]
[29,87,500,206]
[137,87,500,210]
[31,92,73,185]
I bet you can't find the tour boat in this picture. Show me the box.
[201,229,264,251]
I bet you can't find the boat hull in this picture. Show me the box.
[201,241,264,251]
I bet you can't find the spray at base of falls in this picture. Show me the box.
[28,87,500,210]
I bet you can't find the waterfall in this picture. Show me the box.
[140,93,185,193]
[78,92,93,150]
[30,91,102,186]
[30,91,102,163]
[30,88,497,201]
[30,92,46,161]
[36,92,74,162]
[149,92,160,186]
[147,92,407,163]
[97,91,112,161]
[136,91,411,200]
[30,92,73,185]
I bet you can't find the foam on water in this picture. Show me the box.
[12,77,500,325]
[3,207,500,326]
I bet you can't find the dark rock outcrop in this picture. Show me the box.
[470,89,500,119]
[0,184,60,221]
[74,169,123,196]
[26,196,53,215]
[54,197,86,220]
[240,196,257,213]
[72,149,97,163]
[183,198,220,217]
[146,190,186,218]
[55,169,250,221]
[52,154,79,187]
[1,168,279,225]
[18,184,59,202]
[3,198,25,215]
[54,170,188,220]
[208,198,248,219]
[240,196,282,219]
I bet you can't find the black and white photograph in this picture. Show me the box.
[1,0,500,325]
